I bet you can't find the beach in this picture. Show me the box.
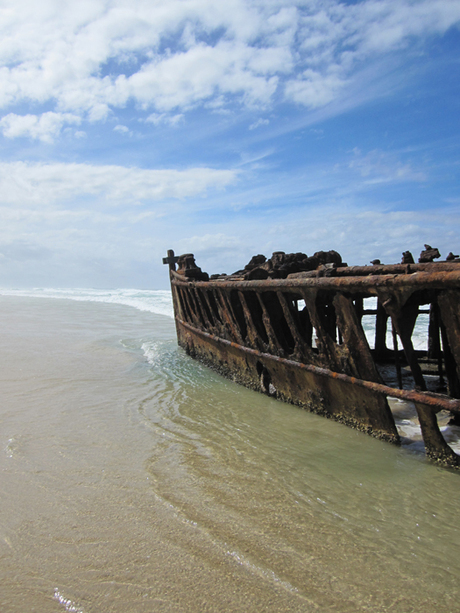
[1,292,459,612]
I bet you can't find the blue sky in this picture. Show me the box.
[0,0,459,288]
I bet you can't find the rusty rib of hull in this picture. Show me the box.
[164,249,460,468]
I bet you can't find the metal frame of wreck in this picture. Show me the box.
[166,252,460,468]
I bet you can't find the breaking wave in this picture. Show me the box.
[0,287,174,319]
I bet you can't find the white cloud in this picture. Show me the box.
[285,68,347,108]
[175,232,246,274]
[123,40,281,111]
[249,118,269,130]
[176,232,242,255]
[145,112,184,126]
[0,0,457,135]
[353,0,460,55]
[113,123,132,135]
[348,148,427,184]
[0,112,81,142]
[0,161,238,206]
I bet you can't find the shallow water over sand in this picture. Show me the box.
[1,296,459,612]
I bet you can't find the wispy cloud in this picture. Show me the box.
[347,148,427,185]
[0,161,238,206]
[0,1,458,288]
[145,113,184,126]
[249,118,269,130]
[0,0,458,132]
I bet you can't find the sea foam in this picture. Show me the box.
[0,287,174,318]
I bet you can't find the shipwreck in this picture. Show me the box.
[163,245,460,468]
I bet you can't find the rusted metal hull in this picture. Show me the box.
[164,249,460,468]
[177,318,399,442]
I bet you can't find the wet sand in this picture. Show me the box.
[1,296,460,612]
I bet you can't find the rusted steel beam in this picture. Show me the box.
[276,291,313,360]
[321,262,460,277]
[332,293,398,438]
[178,286,199,327]
[237,290,263,350]
[198,289,216,328]
[389,300,427,391]
[177,318,460,414]
[374,299,390,359]
[414,401,460,467]
[215,289,244,344]
[172,269,460,293]
[185,287,206,329]
[299,289,339,368]
[333,293,382,382]
[438,290,460,384]
[163,249,179,271]
[256,293,282,355]
[246,263,460,280]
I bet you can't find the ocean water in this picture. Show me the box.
[0,289,460,613]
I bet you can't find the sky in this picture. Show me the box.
[0,0,459,289]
